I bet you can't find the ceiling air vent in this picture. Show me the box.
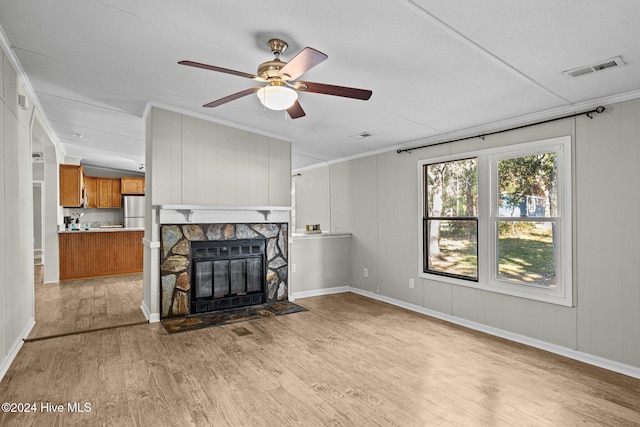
[563,56,625,78]
[350,131,372,140]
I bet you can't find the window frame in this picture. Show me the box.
[418,136,573,307]
[423,158,479,281]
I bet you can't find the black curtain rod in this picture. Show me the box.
[396,106,606,154]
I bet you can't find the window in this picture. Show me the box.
[424,158,478,280]
[419,136,573,306]
[494,152,557,287]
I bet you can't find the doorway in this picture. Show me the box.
[28,118,147,341]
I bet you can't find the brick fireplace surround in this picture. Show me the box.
[160,222,288,318]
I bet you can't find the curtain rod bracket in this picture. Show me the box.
[586,106,606,119]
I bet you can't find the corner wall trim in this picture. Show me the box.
[140,301,160,323]
[0,318,35,383]
[142,238,160,249]
[349,287,640,380]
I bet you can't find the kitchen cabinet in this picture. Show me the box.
[121,177,145,195]
[111,179,122,208]
[84,176,98,208]
[60,164,85,207]
[58,229,143,280]
[97,178,121,208]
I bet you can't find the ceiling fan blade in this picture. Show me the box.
[279,47,328,80]
[287,101,306,119]
[179,60,264,81]
[203,87,260,108]
[296,81,372,100]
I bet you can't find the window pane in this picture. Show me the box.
[498,153,557,217]
[497,221,555,287]
[426,158,477,217]
[426,219,477,279]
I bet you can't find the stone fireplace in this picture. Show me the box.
[160,222,288,318]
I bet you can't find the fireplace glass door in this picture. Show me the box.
[191,240,266,313]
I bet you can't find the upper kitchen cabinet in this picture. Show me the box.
[85,176,124,208]
[121,177,145,195]
[85,176,98,208]
[59,164,85,207]
[97,178,121,208]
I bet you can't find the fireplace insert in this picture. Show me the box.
[190,239,266,314]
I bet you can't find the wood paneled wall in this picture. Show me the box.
[148,107,291,207]
[59,231,144,280]
[1,46,37,380]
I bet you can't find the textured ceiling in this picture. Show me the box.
[1,0,639,171]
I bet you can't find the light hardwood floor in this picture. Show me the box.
[27,266,147,340]
[2,288,640,425]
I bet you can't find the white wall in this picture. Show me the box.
[148,107,291,207]
[292,165,331,232]
[296,99,640,374]
[0,46,36,380]
[290,235,351,295]
[574,101,640,367]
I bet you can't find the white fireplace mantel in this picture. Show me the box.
[158,205,291,224]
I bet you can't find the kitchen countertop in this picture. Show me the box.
[58,227,144,233]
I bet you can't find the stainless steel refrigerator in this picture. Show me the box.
[123,195,145,228]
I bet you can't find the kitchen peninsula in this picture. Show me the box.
[58,228,144,280]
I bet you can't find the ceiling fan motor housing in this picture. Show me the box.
[257,58,287,80]
[257,39,293,80]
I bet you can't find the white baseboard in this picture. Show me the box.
[350,287,640,380]
[0,318,35,383]
[291,286,351,300]
[140,301,160,323]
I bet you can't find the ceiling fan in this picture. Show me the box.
[179,38,372,119]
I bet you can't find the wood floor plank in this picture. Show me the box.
[27,266,146,340]
[1,291,640,426]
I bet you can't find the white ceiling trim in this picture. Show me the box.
[292,88,640,173]
[143,101,297,143]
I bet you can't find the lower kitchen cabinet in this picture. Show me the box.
[59,230,143,280]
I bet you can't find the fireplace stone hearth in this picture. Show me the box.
[160,222,288,318]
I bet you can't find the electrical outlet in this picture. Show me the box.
[291,263,296,273]
[409,278,415,289]
[363,267,369,277]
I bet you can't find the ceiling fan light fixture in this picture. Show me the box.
[256,85,298,110]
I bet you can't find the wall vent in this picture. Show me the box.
[32,152,44,163]
[563,56,625,78]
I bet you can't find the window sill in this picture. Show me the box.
[419,272,574,307]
